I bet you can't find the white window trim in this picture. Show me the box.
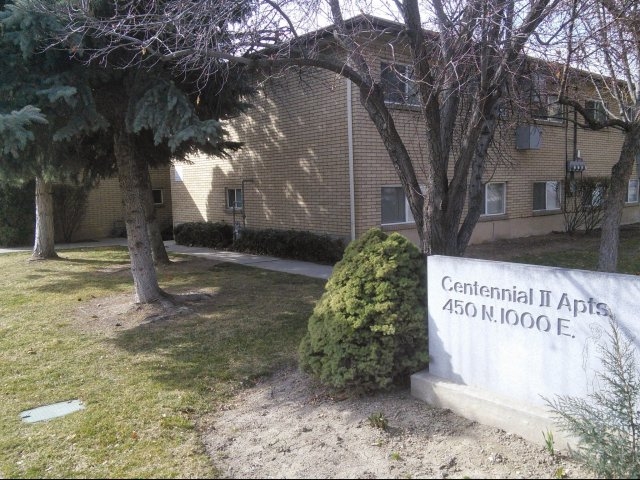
[481,182,506,216]
[534,93,563,123]
[591,184,606,207]
[533,181,562,212]
[226,187,243,210]
[380,185,418,226]
[381,62,419,107]
[585,99,607,123]
[627,179,639,204]
[530,73,563,123]
[152,188,164,206]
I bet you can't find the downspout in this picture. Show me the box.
[241,178,255,229]
[347,79,356,241]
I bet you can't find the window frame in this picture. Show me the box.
[226,187,243,210]
[481,182,507,216]
[533,181,562,212]
[152,188,164,206]
[585,99,607,123]
[627,179,639,204]
[380,185,415,226]
[380,62,419,107]
[591,184,606,207]
[529,73,563,123]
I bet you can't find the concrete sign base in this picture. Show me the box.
[411,370,575,449]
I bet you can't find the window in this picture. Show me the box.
[381,186,414,224]
[226,188,243,209]
[592,184,605,206]
[381,63,419,106]
[529,73,563,122]
[152,189,164,205]
[533,181,561,211]
[627,179,639,203]
[585,100,607,123]
[481,182,506,216]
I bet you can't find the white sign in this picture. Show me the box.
[427,255,640,407]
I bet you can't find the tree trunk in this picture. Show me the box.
[31,175,58,260]
[136,156,170,265]
[114,129,165,303]
[597,127,640,272]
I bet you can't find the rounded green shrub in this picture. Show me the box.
[298,228,428,392]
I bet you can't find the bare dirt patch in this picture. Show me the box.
[73,257,221,338]
[201,368,592,479]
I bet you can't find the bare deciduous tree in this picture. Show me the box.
[55,0,560,256]
[556,0,640,272]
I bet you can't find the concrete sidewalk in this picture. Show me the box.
[0,238,333,280]
[164,242,333,279]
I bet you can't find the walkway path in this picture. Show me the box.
[0,239,333,280]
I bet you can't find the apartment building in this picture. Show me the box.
[170,17,639,247]
[60,164,173,242]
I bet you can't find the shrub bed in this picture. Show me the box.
[0,181,35,247]
[173,222,234,249]
[173,222,345,265]
[232,228,344,265]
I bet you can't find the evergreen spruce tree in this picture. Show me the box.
[75,1,252,303]
[18,0,253,303]
[0,1,109,259]
[3,0,253,303]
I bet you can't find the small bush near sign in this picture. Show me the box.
[298,229,427,393]
[546,318,640,478]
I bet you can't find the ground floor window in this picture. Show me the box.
[152,188,164,205]
[226,188,243,209]
[533,181,561,211]
[591,183,606,207]
[481,182,506,216]
[627,179,639,203]
[381,186,414,224]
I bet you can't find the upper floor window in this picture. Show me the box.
[533,181,561,211]
[529,73,563,122]
[627,179,639,203]
[481,182,506,216]
[381,63,419,106]
[585,99,607,123]
[381,186,415,224]
[226,188,243,209]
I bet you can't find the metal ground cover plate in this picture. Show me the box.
[20,399,85,423]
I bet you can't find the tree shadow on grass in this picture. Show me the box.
[103,263,323,398]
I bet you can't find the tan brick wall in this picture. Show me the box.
[471,120,637,243]
[348,54,636,244]
[69,165,173,241]
[172,69,352,239]
[172,40,638,247]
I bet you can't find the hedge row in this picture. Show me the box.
[173,222,345,265]
[0,181,35,247]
